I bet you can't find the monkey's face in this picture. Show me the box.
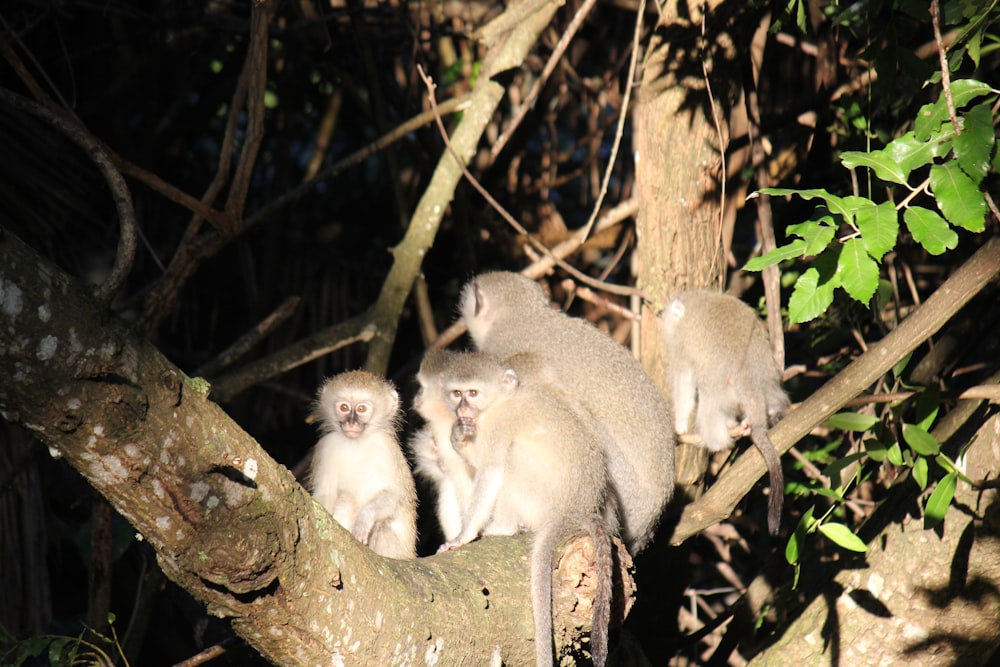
[449,388,481,420]
[334,398,375,439]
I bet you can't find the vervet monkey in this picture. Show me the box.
[309,370,418,559]
[661,290,790,535]
[459,271,674,554]
[409,349,476,541]
[410,349,542,540]
[435,351,614,667]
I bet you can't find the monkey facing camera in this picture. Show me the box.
[661,290,790,535]
[419,349,614,667]
[308,370,418,559]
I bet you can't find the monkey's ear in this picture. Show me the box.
[474,284,486,316]
[666,298,686,322]
[500,368,519,392]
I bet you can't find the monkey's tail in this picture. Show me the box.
[588,515,612,667]
[530,524,561,667]
[750,421,784,536]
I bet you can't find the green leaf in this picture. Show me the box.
[841,149,908,184]
[785,505,816,565]
[934,453,976,486]
[954,103,995,184]
[913,386,940,431]
[787,219,837,256]
[788,249,840,323]
[838,237,880,305]
[902,423,941,456]
[828,412,880,431]
[914,79,997,140]
[924,471,958,529]
[759,187,830,198]
[864,437,888,462]
[824,452,866,489]
[812,486,845,501]
[891,352,913,380]
[887,441,904,466]
[903,206,960,255]
[759,187,853,222]
[929,163,986,231]
[913,455,929,489]
[855,200,898,261]
[883,129,953,180]
[818,522,868,552]
[743,239,807,271]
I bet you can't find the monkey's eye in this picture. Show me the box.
[451,390,462,399]
[337,402,351,413]
[356,404,368,414]
[468,389,478,398]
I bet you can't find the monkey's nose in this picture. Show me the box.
[341,421,364,438]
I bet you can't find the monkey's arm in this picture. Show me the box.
[352,489,408,545]
[441,464,504,551]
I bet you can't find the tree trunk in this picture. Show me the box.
[629,0,732,654]
[0,227,627,666]
[751,411,1000,666]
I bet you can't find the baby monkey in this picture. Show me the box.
[428,350,614,667]
[661,291,790,535]
[309,370,418,559]
[409,349,477,541]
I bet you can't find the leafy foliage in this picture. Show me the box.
[746,79,998,323]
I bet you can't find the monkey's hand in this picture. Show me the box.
[350,522,372,546]
[437,535,473,553]
[451,419,476,448]
[352,492,398,547]
[728,420,751,440]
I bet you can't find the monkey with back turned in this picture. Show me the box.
[459,271,674,555]
[661,290,790,535]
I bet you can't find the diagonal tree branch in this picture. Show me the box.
[0,225,623,665]
[671,237,1000,543]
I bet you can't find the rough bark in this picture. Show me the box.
[0,227,629,666]
[633,0,740,525]
[751,412,1000,666]
[628,1,733,654]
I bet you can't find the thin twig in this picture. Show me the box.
[560,279,641,321]
[196,296,302,378]
[416,65,646,300]
[247,94,472,230]
[576,0,646,245]
[490,0,599,159]
[210,315,376,402]
[701,8,727,262]
[171,638,238,667]
[930,0,961,135]
[429,198,638,349]
[0,87,137,304]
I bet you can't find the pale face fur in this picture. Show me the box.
[309,370,417,559]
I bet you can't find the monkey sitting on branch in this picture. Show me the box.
[459,270,674,556]
[422,349,615,667]
[661,290,790,535]
[308,370,418,559]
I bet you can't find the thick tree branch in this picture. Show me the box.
[672,237,1000,543]
[0,227,624,665]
